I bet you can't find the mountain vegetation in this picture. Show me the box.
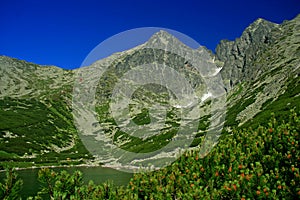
[1,110,299,199]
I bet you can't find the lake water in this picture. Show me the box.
[0,166,133,199]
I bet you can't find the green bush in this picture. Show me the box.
[0,168,23,200]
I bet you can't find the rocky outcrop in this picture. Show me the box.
[216,18,279,89]
[222,14,300,127]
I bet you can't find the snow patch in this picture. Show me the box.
[201,92,212,102]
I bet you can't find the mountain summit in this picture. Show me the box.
[146,30,181,46]
[216,14,298,89]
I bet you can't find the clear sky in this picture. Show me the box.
[1,0,299,69]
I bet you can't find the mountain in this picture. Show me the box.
[0,57,93,167]
[216,18,279,88]
[0,15,299,169]
[218,14,300,128]
[72,29,223,169]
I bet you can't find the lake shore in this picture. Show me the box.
[0,159,102,172]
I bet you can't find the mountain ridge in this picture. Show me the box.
[0,15,299,168]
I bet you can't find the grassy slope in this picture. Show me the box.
[0,97,92,169]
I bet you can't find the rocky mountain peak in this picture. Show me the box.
[241,18,278,44]
[149,30,175,41]
[215,17,281,89]
[145,30,185,49]
[247,17,278,31]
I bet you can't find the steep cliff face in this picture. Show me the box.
[221,14,300,128]
[216,18,280,89]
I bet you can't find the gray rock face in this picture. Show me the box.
[216,18,280,89]
[222,14,300,127]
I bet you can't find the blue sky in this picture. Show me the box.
[1,0,299,69]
